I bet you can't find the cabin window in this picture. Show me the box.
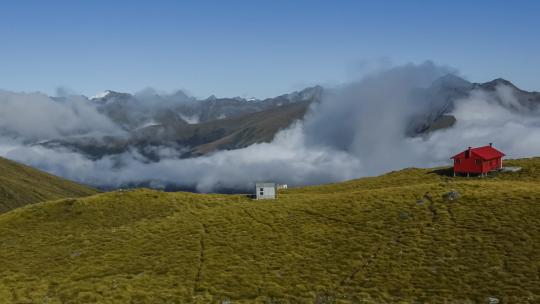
[456,159,461,165]
[475,159,481,165]
[259,188,264,191]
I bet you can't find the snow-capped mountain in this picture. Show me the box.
[90,90,113,100]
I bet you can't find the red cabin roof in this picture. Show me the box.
[451,145,505,160]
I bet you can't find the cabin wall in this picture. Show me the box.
[481,161,490,173]
[454,156,483,173]
[256,186,276,199]
[492,158,502,170]
[484,158,502,172]
[454,157,502,174]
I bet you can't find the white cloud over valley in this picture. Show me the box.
[1,62,539,192]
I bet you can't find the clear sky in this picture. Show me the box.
[0,0,538,98]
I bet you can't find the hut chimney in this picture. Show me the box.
[489,143,493,147]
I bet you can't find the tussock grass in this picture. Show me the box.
[0,157,97,213]
[0,158,539,303]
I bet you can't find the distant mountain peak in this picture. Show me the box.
[475,78,519,93]
[285,85,324,102]
[170,90,190,100]
[206,94,217,101]
[90,90,113,100]
[431,74,471,89]
[90,90,132,102]
[484,78,516,88]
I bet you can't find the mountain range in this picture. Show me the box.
[406,75,540,135]
[38,75,540,163]
[43,86,322,160]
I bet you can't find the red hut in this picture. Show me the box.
[451,143,505,176]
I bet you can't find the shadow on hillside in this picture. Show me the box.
[427,167,454,177]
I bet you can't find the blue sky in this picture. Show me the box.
[0,0,538,98]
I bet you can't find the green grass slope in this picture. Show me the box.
[0,157,97,213]
[1,158,540,303]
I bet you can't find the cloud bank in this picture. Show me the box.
[0,91,121,140]
[1,62,539,192]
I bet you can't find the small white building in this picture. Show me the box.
[255,182,277,200]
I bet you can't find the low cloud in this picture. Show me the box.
[1,62,539,192]
[4,124,361,192]
[0,90,121,140]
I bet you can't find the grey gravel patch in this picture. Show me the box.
[486,296,500,304]
[442,190,461,202]
[501,166,522,172]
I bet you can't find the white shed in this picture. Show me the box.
[255,183,276,200]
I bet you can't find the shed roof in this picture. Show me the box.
[256,182,276,187]
[451,145,505,160]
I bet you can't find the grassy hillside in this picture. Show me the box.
[0,158,539,303]
[0,157,97,213]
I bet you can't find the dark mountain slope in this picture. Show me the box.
[91,86,322,128]
[46,99,312,160]
[475,78,540,111]
[138,100,312,156]
[39,78,539,160]
[408,75,540,135]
